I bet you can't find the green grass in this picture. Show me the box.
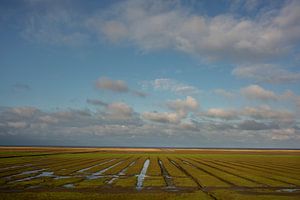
[0,191,214,200]
[0,148,300,200]
[143,177,165,187]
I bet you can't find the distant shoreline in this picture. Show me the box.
[0,145,299,150]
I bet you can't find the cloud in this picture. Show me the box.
[204,108,239,120]
[143,96,199,124]
[149,78,200,95]
[95,77,146,97]
[237,120,279,130]
[271,128,299,140]
[38,115,58,124]
[95,77,129,92]
[96,0,300,62]
[241,84,277,101]
[142,111,181,124]
[242,105,294,122]
[232,64,300,84]
[20,0,90,46]
[0,104,299,147]
[6,0,297,65]
[9,107,39,118]
[167,96,198,114]
[7,121,27,129]
[106,102,134,119]
[86,99,108,106]
[214,89,235,99]
[196,105,296,125]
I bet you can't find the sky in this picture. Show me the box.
[0,0,300,148]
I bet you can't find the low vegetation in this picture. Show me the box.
[0,147,299,200]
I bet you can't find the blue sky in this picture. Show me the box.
[0,0,300,148]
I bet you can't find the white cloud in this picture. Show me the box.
[232,64,300,84]
[204,108,239,120]
[242,105,294,122]
[143,96,199,124]
[10,107,39,118]
[241,84,277,101]
[167,96,198,115]
[7,121,27,129]
[39,115,58,124]
[12,0,299,64]
[106,102,134,119]
[142,111,181,124]
[150,78,200,95]
[271,128,298,140]
[95,77,146,97]
[96,0,300,62]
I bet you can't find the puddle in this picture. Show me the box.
[6,169,45,180]
[86,160,124,180]
[0,165,20,171]
[37,172,53,177]
[136,159,150,190]
[63,183,75,188]
[158,159,174,188]
[77,159,116,173]
[27,185,40,189]
[276,188,300,192]
[54,176,71,180]
[13,171,54,182]
[107,160,136,184]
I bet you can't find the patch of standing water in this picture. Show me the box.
[107,160,136,184]
[77,159,116,173]
[86,160,124,180]
[6,169,45,180]
[13,171,54,182]
[158,159,174,189]
[136,159,150,190]
[54,176,71,180]
[276,188,300,192]
[63,183,75,188]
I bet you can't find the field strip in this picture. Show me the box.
[0,159,40,170]
[158,157,186,177]
[77,158,117,173]
[210,160,299,186]
[126,157,148,176]
[51,158,121,174]
[0,165,39,179]
[158,158,174,188]
[235,160,300,175]
[233,160,300,171]
[11,171,54,183]
[0,163,33,174]
[102,157,136,175]
[215,159,300,183]
[167,158,217,200]
[87,159,125,179]
[198,159,271,186]
[241,161,300,172]
[177,158,235,186]
[186,157,267,187]
[146,157,161,176]
[136,159,150,190]
[36,158,95,171]
[107,159,137,184]
[0,150,105,159]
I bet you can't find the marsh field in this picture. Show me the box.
[0,147,300,200]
